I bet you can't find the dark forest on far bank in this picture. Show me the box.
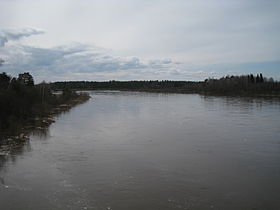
[51,73,280,95]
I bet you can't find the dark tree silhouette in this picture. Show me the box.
[18,72,34,86]
[250,74,255,83]
[256,74,260,83]
[51,74,279,95]
[0,72,89,139]
[0,72,11,89]
[260,73,264,83]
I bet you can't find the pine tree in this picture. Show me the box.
[18,72,34,86]
[256,74,260,83]
[260,73,264,83]
[250,74,255,83]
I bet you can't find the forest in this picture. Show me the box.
[51,74,280,95]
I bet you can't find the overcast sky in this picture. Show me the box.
[0,0,279,82]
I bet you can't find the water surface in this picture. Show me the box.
[1,91,280,210]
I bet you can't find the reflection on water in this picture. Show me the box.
[0,110,67,188]
[0,91,280,210]
[0,127,48,179]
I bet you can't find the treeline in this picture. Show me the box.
[203,74,279,94]
[0,72,89,136]
[51,80,203,92]
[51,73,280,95]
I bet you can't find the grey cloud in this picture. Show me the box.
[149,59,173,68]
[2,42,278,81]
[0,43,179,81]
[0,28,44,47]
[0,58,4,65]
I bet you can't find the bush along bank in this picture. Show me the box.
[0,72,90,143]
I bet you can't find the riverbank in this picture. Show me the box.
[0,92,90,144]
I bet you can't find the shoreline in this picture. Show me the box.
[54,88,280,98]
[0,93,90,146]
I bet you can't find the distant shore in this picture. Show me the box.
[50,74,280,97]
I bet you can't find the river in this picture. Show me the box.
[1,91,280,210]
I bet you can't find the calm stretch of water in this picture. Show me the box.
[1,91,280,210]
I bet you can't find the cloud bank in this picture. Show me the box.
[0,28,44,47]
[0,28,198,82]
[1,40,279,82]
[1,42,196,82]
[0,27,279,82]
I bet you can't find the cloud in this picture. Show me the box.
[0,28,44,47]
[0,42,185,82]
[0,1,279,66]
[0,58,4,66]
[1,34,279,82]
